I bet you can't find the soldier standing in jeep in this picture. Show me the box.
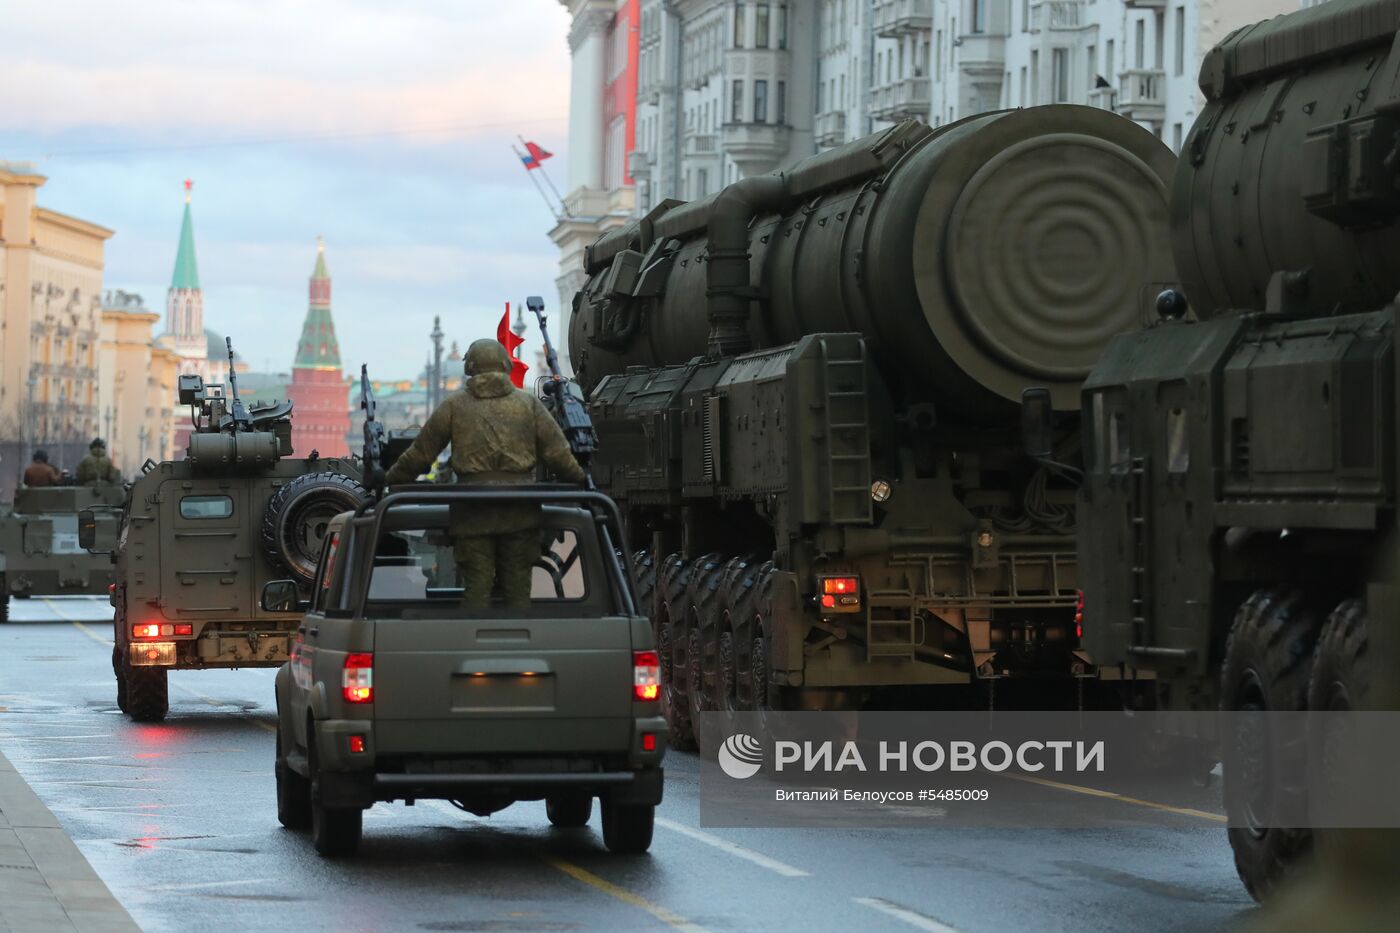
[384,338,585,608]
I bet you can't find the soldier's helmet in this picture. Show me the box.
[89,438,106,451]
[464,339,511,377]
[32,449,49,463]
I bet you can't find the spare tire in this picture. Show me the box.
[261,472,369,585]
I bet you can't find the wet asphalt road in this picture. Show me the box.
[0,598,1256,933]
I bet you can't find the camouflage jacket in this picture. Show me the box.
[384,372,585,534]
[76,453,120,486]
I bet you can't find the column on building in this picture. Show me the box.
[286,240,349,458]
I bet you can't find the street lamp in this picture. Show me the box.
[58,385,68,470]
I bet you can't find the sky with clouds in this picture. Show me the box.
[0,0,573,377]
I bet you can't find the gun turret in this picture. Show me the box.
[177,336,293,468]
[528,295,598,483]
[225,337,250,433]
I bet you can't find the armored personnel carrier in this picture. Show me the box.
[84,344,366,722]
[1079,0,1400,900]
[571,108,1175,739]
[0,483,126,621]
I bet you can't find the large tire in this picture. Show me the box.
[601,800,654,854]
[276,723,312,830]
[685,552,727,727]
[1220,588,1320,903]
[545,795,593,828]
[113,648,129,714]
[657,554,696,750]
[746,563,791,716]
[1306,599,1370,828]
[261,472,369,585]
[719,556,762,713]
[632,549,658,623]
[0,576,8,623]
[309,737,362,857]
[124,664,169,723]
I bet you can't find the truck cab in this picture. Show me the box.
[270,485,666,857]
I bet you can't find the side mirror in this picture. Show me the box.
[261,579,307,614]
[78,508,120,553]
[1021,387,1054,460]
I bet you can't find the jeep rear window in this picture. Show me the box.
[367,529,589,606]
[179,495,233,520]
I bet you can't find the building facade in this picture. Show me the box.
[0,162,112,495]
[99,290,181,476]
[286,241,349,458]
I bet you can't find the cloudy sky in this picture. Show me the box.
[0,0,573,377]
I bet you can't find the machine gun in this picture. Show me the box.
[360,364,386,495]
[225,337,250,433]
[527,295,598,486]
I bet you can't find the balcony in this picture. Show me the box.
[1030,0,1085,31]
[1124,0,1166,8]
[684,133,719,156]
[815,110,848,148]
[1088,85,1116,111]
[721,122,792,175]
[869,77,931,122]
[1117,68,1165,123]
[872,0,932,39]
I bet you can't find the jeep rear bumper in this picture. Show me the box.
[316,767,664,809]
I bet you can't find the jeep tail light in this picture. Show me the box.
[342,653,374,704]
[1075,590,1084,641]
[174,624,193,637]
[133,624,161,639]
[633,651,659,701]
[348,735,366,754]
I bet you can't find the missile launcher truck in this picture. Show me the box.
[1079,0,1400,901]
[82,341,368,722]
[570,108,1176,742]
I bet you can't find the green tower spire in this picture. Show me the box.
[171,185,200,290]
[294,237,341,370]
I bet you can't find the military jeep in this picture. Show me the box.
[268,485,666,857]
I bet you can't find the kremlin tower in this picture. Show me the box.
[163,180,213,454]
[286,239,349,457]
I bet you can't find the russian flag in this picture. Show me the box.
[520,140,553,171]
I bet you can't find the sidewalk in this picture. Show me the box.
[0,749,139,932]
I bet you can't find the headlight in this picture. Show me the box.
[870,480,892,503]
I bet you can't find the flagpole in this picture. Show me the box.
[513,145,562,221]
[518,135,566,209]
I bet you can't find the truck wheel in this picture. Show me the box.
[685,552,727,725]
[601,800,654,854]
[309,740,362,857]
[658,554,696,750]
[631,549,657,622]
[0,575,9,623]
[261,472,369,585]
[1306,599,1369,825]
[276,724,312,830]
[545,795,593,828]
[113,649,129,714]
[1220,588,1319,902]
[124,664,169,723]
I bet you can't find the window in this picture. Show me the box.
[697,168,709,197]
[734,2,746,47]
[971,0,987,34]
[776,80,786,124]
[1135,19,1145,69]
[1030,50,1040,103]
[754,79,769,123]
[732,79,744,121]
[1107,39,1115,77]
[1174,6,1186,76]
[936,29,943,74]
[1021,0,1029,32]
[1087,44,1096,89]
[756,3,770,48]
[179,495,233,520]
[1052,48,1069,103]
[777,4,787,49]
[1173,122,1183,151]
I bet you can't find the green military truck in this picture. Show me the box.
[1,484,126,621]
[571,109,1174,736]
[84,356,366,723]
[1078,0,1400,901]
[269,486,665,857]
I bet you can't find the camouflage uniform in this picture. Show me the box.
[384,340,585,609]
[76,440,120,487]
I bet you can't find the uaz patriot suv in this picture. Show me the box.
[268,485,666,856]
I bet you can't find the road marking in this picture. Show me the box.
[167,682,278,733]
[14,755,115,763]
[145,878,277,892]
[542,855,708,933]
[1000,773,1227,823]
[655,817,809,877]
[71,620,112,646]
[853,896,962,933]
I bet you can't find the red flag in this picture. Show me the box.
[497,303,529,389]
[524,141,553,166]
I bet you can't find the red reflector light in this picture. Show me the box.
[133,624,161,639]
[642,733,656,752]
[108,583,116,594]
[1075,590,1084,639]
[348,735,365,754]
[822,576,859,595]
[821,594,836,609]
[342,653,374,704]
[174,624,193,636]
[633,650,659,702]
[145,648,161,661]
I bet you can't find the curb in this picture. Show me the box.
[0,748,140,932]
